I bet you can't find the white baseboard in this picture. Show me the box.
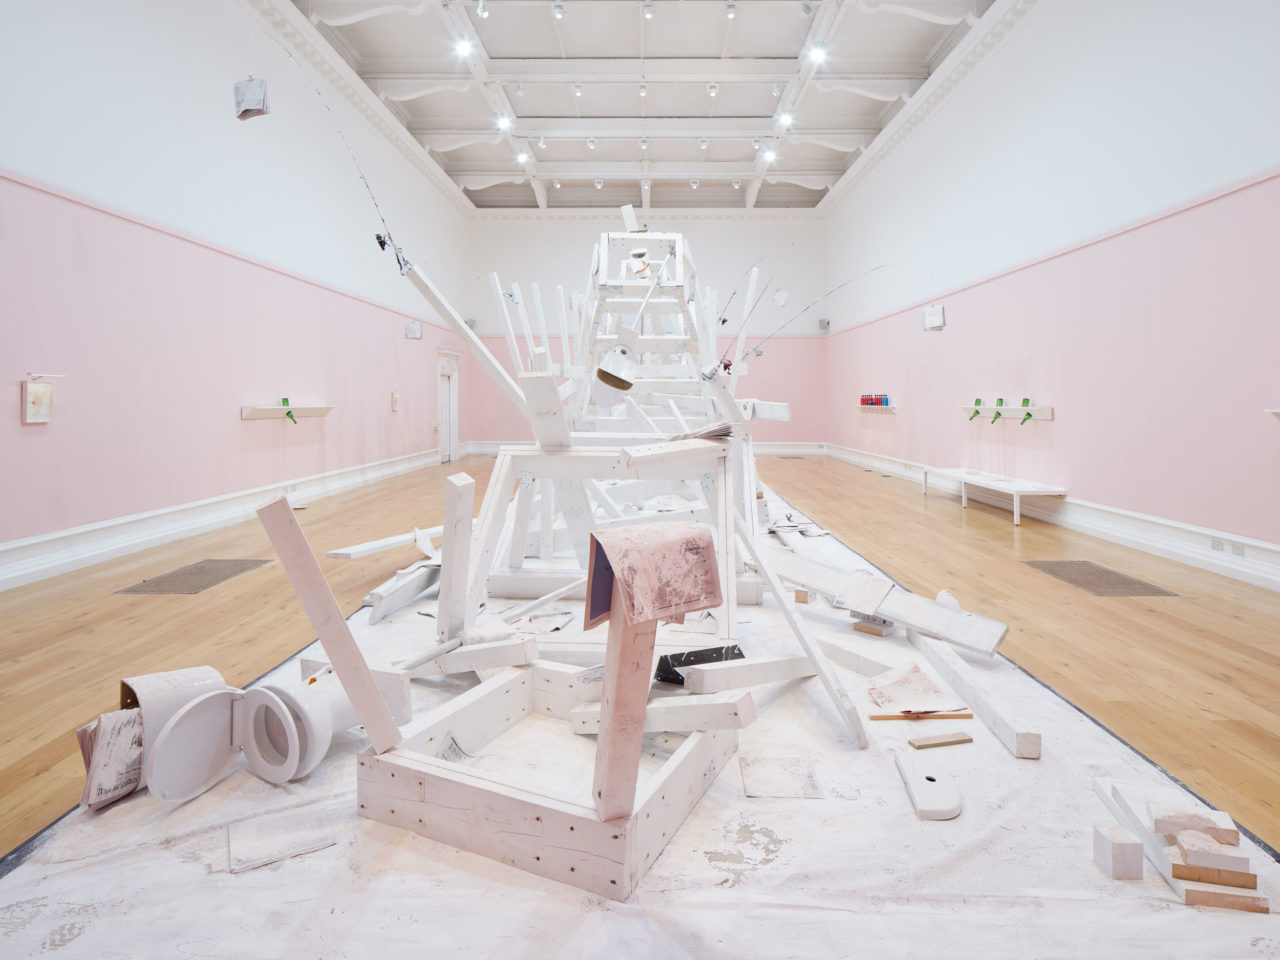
[0,449,441,592]
[826,444,1280,593]
[752,441,831,457]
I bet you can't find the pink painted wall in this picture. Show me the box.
[825,170,1280,545]
[458,335,829,445]
[1,172,463,542]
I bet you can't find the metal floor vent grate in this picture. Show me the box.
[1022,560,1177,597]
[116,558,271,595]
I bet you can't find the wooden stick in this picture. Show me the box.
[257,498,401,753]
[592,578,659,821]
[437,473,474,645]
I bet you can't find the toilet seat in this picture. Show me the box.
[145,687,301,803]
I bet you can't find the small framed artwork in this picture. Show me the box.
[22,380,53,424]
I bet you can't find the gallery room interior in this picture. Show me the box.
[2,0,1278,954]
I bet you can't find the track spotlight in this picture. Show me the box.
[643,1,654,19]
[808,48,826,64]
[639,137,648,149]
[641,178,650,190]
[477,0,489,19]
[726,2,736,17]
[516,82,525,96]
[707,83,718,97]
[586,136,596,149]
[495,114,512,130]
[752,137,761,150]
[638,82,647,97]
[763,149,777,162]
[699,137,708,150]
[552,0,564,18]
[779,112,793,126]
[732,178,742,189]
[595,178,604,189]
[573,83,583,97]
[690,178,699,190]
[772,81,782,97]
[554,178,561,188]
[516,151,528,163]
[538,135,546,148]
[800,2,813,15]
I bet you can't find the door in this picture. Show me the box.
[438,353,459,463]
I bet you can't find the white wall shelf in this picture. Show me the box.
[960,404,1053,422]
[1266,409,1280,421]
[859,405,897,413]
[241,405,334,421]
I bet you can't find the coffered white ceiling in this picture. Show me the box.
[295,0,993,209]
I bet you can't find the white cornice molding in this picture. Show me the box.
[470,205,823,222]
[242,0,474,216]
[819,0,1042,214]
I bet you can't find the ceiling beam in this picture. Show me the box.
[430,0,546,208]
[812,74,924,101]
[411,117,881,140]
[745,0,849,208]
[450,161,842,180]
[484,58,802,83]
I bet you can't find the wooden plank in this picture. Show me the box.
[507,472,535,568]
[437,473,475,644]
[466,454,516,615]
[408,637,538,680]
[397,667,532,756]
[1167,845,1257,889]
[1176,830,1250,872]
[815,637,894,679]
[358,749,628,900]
[326,532,414,559]
[256,498,401,753]
[592,578,660,820]
[1151,804,1239,846]
[569,690,757,734]
[908,731,973,749]
[680,655,815,694]
[880,587,1007,657]
[735,518,869,749]
[531,660,606,720]
[870,711,974,721]
[908,629,1040,759]
[520,371,572,450]
[407,265,525,407]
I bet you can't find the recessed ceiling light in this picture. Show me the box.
[763,149,777,162]
[516,152,528,163]
[595,178,604,189]
[641,179,650,190]
[690,178,699,190]
[573,83,583,97]
[538,135,546,148]
[639,137,649,149]
[779,112,793,127]
[752,137,761,150]
[808,48,826,64]
[586,137,596,149]
[772,82,782,97]
[552,1,564,18]
[495,115,512,130]
[455,39,472,56]
[477,0,489,19]
[732,178,742,189]
[638,82,647,97]
[554,178,561,188]
[643,2,654,19]
[726,2,736,17]
[699,137,708,150]
[707,83,718,97]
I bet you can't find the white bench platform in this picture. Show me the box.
[922,467,1066,525]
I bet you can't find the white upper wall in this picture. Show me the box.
[464,213,830,340]
[0,0,469,321]
[822,0,1280,330]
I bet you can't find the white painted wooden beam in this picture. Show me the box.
[570,690,757,734]
[305,0,426,26]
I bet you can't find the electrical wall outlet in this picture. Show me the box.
[1231,543,1246,558]
[1210,539,1224,552]
[404,321,423,340]
[391,391,400,412]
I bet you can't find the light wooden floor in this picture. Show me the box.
[2,454,1277,861]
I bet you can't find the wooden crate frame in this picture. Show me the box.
[356,661,737,900]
